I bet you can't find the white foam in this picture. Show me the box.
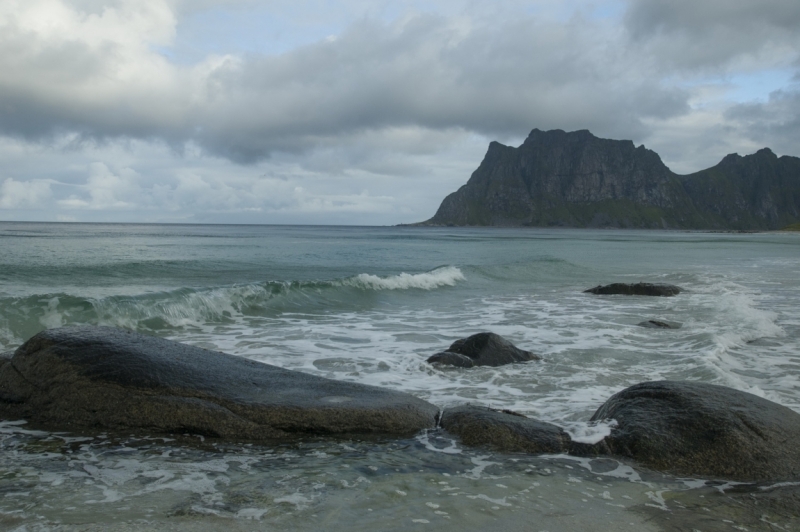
[645,490,669,511]
[465,494,512,507]
[236,508,269,519]
[39,296,65,329]
[563,420,618,444]
[344,267,465,291]
[416,431,463,455]
[463,456,499,480]
[274,493,313,509]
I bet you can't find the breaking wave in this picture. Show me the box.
[0,267,466,349]
[341,266,465,290]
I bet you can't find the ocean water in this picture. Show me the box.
[1,222,799,531]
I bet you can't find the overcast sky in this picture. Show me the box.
[0,0,798,225]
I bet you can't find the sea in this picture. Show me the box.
[1,222,798,531]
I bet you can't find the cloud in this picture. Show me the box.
[0,0,184,140]
[624,0,800,72]
[1,0,799,224]
[7,133,456,224]
[0,178,52,208]
[724,87,800,156]
[0,0,693,164]
[626,0,800,36]
[56,162,142,209]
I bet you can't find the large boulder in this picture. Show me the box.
[0,351,13,404]
[440,405,571,453]
[426,332,540,368]
[590,381,800,482]
[0,327,439,440]
[585,283,682,296]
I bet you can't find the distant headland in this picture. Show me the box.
[413,129,800,230]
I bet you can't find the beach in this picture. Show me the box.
[1,222,798,530]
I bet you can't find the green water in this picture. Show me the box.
[1,222,799,530]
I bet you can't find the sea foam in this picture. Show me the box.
[343,266,465,291]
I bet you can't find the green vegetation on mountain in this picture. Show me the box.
[419,129,800,229]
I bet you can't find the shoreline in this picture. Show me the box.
[397,223,800,233]
[4,418,797,532]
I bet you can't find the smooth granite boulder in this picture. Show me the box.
[426,332,540,368]
[637,320,681,329]
[0,327,439,440]
[440,405,571,453]
[585,283,682,296]
[590,381,800,482]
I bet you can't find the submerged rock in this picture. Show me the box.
[585,283,682,296]
[426,332,540,368]
[0,327,439,440]
[426,351,476,368]
[637,320,681,329]
[590,381,800,482]
[440,405,570,453]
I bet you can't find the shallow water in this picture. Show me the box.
[7,421,792,532]
[1,223,799,530]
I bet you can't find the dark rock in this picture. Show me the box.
[590,380,800,482]
[747,338,782,347]
[426,351,475,368]
[0,327,439,440]
[0,351,22,405]
[440,405,570,453]
[426,332,540,367]
[637,320,681,329]
[415,128,800,230]
[585,283,682,296]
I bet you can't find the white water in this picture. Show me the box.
[344,266,466,290]
[1,224,799,530]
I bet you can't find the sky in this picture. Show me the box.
[0,0,798,225]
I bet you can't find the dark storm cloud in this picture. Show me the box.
[166,14,690,162]
[624,0,800,71]
[4,0,800,224]
[725,87,800,156]
[3,0,799,169]
[0,4,692,164]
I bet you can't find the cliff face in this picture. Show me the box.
[422,129,800,229]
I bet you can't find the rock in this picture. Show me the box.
[747,338,781,347]
[415,128,800,230]
[0,327,439,440]
[637,320,681,329]
[585,283,682,296]
[426,332,540,367]
[590,381,800,482]
[440,405,570,453]
[426,351,475,368]
[0,351,19,405]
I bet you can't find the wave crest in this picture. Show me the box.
[343,267,465,291]
[0,267,466,346]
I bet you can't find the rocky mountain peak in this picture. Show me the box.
[418,129,800,230]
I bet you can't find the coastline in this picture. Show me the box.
[2,223,799,531]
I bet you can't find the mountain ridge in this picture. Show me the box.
[417,129,800,229]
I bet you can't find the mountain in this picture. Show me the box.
[418,129,800,229]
